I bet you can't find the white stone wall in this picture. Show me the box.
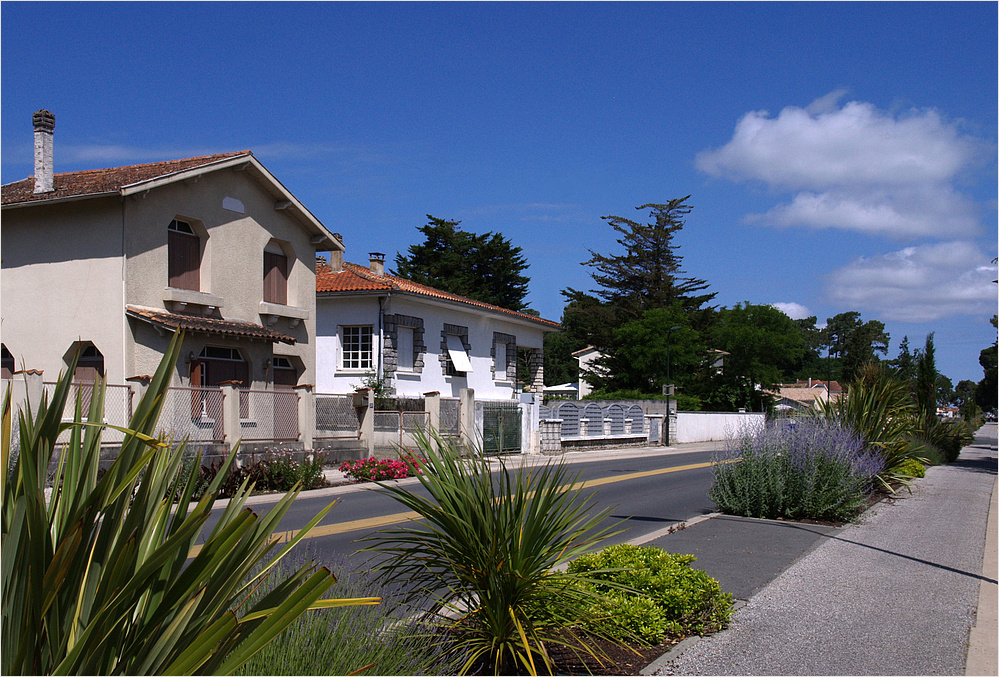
[675,411,765,443]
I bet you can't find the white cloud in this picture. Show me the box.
[697,93,988,239]
[827,241,997,322]
[769,302,812,320]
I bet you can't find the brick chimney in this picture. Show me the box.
[33,110,55,194]
[369,252,385,276]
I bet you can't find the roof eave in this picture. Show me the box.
[1,190,120,210]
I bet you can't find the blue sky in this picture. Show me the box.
[2,2,996,383]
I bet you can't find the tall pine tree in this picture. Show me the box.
[579,198,715,320]
[393,216,531,311]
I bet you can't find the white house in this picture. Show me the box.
[315,252,560,399]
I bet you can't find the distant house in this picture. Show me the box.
[771,379,843,411]
[571,346,604,398]
[314,252,560,399]
[1,110,340,393]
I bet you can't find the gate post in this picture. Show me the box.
[296,384,314,450]
[423,391,441,449]
[220,382,242,453]
[459,387,475,452]
[353,387,375,457]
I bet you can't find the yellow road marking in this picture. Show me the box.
[187,459,718,558]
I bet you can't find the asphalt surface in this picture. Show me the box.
[651,424,998,676]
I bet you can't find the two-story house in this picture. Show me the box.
[1,111,340,405]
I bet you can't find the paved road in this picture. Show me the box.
[657,424,998,676]
[201,445,726,571]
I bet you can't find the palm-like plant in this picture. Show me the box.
[363,429,628,676]
[816,363,926,486]
[1,332,377,675]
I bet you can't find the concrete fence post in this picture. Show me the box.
[296,383,314,451]
[353,388,375,457]
[540,419,563,455]
[220,382,242,454]
[459,387,475,452]
[423,391,441,452]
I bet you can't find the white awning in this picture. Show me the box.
[446,334,473,373]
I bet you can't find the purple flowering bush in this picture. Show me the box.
[339,453,424,482]
[709,418,885,522]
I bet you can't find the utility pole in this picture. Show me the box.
[664,325,682,446]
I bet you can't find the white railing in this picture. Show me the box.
[43,381,134,445]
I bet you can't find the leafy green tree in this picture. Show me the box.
[790,315,831,380]
[975,315,998,413]
[700,303,805,411]
[888,335,918,384]
[826,311,890,383]
[394,215,531,311]
[954,379,981,420]
[589,306,704,394]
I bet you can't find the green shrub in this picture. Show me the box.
[363,429,627,676]
[709,418,884,522]
[566,544,732,646]
[896,458,926,479]
[924,418,976,463]
[1,332,374,675]
[182,451,329,500]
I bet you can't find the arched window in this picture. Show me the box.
[263,241,289,305]
[1,344,14,379]
[75,344,105,382]
[168,218,201,291]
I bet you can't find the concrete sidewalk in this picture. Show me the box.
[652,424,997,676]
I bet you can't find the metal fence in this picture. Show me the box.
[315,394,360,439]
[158,386,225,445]
[239,389,300,442]
[374,410,430,449]
[42,381,135,445]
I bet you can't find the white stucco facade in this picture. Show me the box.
[315,273,557,400]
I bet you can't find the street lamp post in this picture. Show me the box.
[664,325,682,446]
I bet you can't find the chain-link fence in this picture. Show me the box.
[239,389,300,442]
[42,381,135,445]
[158,386,225,445]
[315,394,360,439]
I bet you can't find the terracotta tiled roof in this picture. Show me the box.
[316,261,560,329]
[126,306,296,344]
[2,152,251,205]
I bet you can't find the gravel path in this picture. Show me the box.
[659,436,997,676]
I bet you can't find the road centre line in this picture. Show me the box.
[188,460,717,558]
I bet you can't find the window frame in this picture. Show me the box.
[263,249,289,305]
[341,325,374,371]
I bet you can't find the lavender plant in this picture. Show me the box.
[709,418,884,522]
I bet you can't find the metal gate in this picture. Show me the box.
[482,402,521,455]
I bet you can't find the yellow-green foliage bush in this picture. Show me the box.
[896,458,926,478]
[566,544,733,646]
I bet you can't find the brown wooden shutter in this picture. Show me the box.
[263,252,288,305]
[169,229,201,291]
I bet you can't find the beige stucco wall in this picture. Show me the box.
[1,197,127,383]
[2,168,323,391]
[122,171,318,387]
